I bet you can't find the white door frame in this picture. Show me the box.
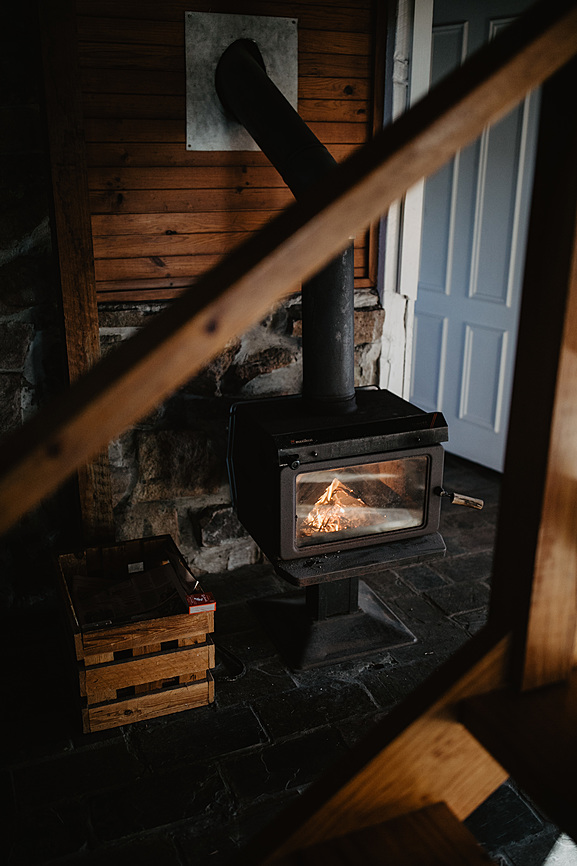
[378,0,433,399]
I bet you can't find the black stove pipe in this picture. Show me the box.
[215,39,357,413]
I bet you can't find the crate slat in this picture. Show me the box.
[81,641,214,698]
[83,674,215,733]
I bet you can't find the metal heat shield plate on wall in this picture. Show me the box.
[185,11,298,151]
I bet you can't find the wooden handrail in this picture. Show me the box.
[1,0,577,533]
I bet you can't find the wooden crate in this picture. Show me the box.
[56,535,215,733]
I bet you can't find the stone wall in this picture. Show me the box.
[103,293,386,577]
[0,2,83,609]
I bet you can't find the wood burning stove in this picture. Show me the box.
[228,388,448,563]
[227,389,458,669]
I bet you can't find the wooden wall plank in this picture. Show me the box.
[88,187,294,214]
[83,118,368,144]
[92,248,367,281]
[88,166,287,190]
[85,142,359,167]
[82,94,368,123]
[76,0,372,27]
[91,211,274,235]
[80,68,371,101]
[93,230,366,258]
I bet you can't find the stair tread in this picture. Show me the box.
[460,670,577,841]
[275,802,495,865]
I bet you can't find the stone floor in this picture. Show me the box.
[3,455,570,865]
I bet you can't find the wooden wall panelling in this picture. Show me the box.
[489,57,577,691]
[2,0,576,533]
[39,0,114,543]
[75,0,379,302]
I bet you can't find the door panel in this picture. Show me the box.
[411,0,539,471]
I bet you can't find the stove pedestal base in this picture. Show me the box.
[250,580,417,670]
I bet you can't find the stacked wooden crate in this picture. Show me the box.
[57,535,215,733]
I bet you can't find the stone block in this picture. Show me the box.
[289,308,384,345]
[225,539,262,570]
[133,429,227,501]
[198,505,248,547]
[0,372,22,432]
[99,333,124,358]
[0,322,34,370]
[108,432,137,507]
[355,340,381,386]
[183,340,239,397]
[240,360,302,397]
[222,344,299,395]
[354,308,385,344]
[98,304,167,328]
[115,502,180,546]
[0,256,51,316]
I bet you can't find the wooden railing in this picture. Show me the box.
[3,2,577,861]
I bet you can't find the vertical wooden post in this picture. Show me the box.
[489,58,577,690]
[39,0,114,544]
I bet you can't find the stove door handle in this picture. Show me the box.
[436,487,484,510]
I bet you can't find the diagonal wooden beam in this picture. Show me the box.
[1,0,577,533]
[489,57,577,689]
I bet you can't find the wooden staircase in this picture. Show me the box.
[3,1,577,862]
[273,803,496,865]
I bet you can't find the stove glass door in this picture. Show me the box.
[295,454,428,548]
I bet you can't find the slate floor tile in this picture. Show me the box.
[214,658,296,709]
[452,608,489,635]
[506,830,573,866]
[214,626,282,666]
[176,825,241,866]
[90,763,230,842]
[465,782,546,849]
[360,568,414,600]
[8,799,90,865]
[252,680,377,740]
[431,550,494,583]
[358,656,442,709]
[385,591,470,661]
[221,727,348,801]
[201,564,286,607]
[424,581,491,616]
[80,836,184,866]
[395,563,449,591]
[12,741,144,809]
[132,704,268,771]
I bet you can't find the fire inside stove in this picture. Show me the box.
[296,455,427,547]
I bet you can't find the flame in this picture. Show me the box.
[301,478,375,535]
